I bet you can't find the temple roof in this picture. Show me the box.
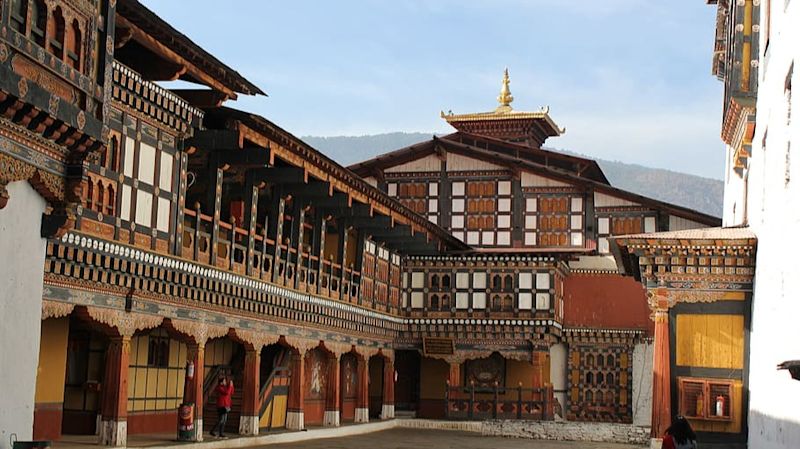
[116,0,265,98]
[610,226,756,245]
[348,135,721,228]
[440,69,564,147]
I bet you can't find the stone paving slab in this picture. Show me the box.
[255,428,645,449]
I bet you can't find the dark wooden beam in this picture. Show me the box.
[173,89,230,108]
[247,166,305,185]
[216,148,270,167]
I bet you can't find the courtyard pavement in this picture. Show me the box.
[255,428,645,449]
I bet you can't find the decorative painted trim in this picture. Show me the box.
[42,300,75,320]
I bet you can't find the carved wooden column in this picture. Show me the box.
[292,205,306,290]
[98,336,130,446]
[270,191,286,284]
[531,350,548,388]
[286,351,305,430]
[185,343,205,441]
[323,353,341,426]
[652,307,671,440]
[448,361,461,386]
[314,214,328,295]
[381,357,395,419]
[354,356,369,423]
[209,167,224,263]
[244,183,259,276]
[239,348,260,435]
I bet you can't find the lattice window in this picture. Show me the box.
[596,213,656,253]
[678,377,733,421]
[517,271,551,311]
[388,180,440,225]
[524,194,584,247]
[450,179,512,246]
[116,115,177,234]
[427,271,452,311]
[567,345,633,423]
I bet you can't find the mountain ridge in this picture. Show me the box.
[302,132,723,217]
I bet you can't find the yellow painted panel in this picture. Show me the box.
[134,367,147,399]
[156,369,167,397]
[721,291,745,301]
[259,400,272,428]
[676,315,744,369]
[620,353,628,369]
[134,336,148,365]
[35,318,70,403]
[146,368,158,397]
[506,360,534,388]
[271,395,287,428]
[169,340,179,366]
[128,367,137,397]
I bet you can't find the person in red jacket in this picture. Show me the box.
[210,375,234,438]
[661,416,697,449]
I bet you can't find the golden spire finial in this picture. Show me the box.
[497,68,514,111]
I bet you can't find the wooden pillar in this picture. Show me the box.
[292,205,306,289]
[309,213,328,294]
[531,350,548,388]
[98,336,130,446]
[448,361,461,386]
[184,344,205,441]
[239,348,260,435]
[323,353,341,426]
[286,351,305,430]
[353,230,366,305]
[652,308,671,440]
[270,191,286,284]
[381,358,395,419]
[354,356,369,423]
[338,223,350,300]
[244,183,259,276]
[209,167,224,263]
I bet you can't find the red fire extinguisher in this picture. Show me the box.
[715,395,726,417]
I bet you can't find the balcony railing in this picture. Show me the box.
[445,382,553,421]
[181,208,363,303]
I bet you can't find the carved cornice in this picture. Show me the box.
[42,300,75,320]
[281,335,319,355]
[167,317,229,346]
[231,328,278,351]
[424,348,529,364]
[321,341,353,357]
[85,306,163,337]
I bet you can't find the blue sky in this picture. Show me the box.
[143,0,724,179]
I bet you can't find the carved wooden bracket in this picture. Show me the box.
[167,317,229,346]
[281,335,319,355]
[231,328,278,351]
[42,299,75,320]
[85,306,163,337]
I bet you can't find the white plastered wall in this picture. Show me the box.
[0,181,47,449]
[745,2,800,447]
[632,341,653,427]
[549,343,567,420]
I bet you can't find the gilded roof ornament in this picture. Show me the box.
[496,68,514,112]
